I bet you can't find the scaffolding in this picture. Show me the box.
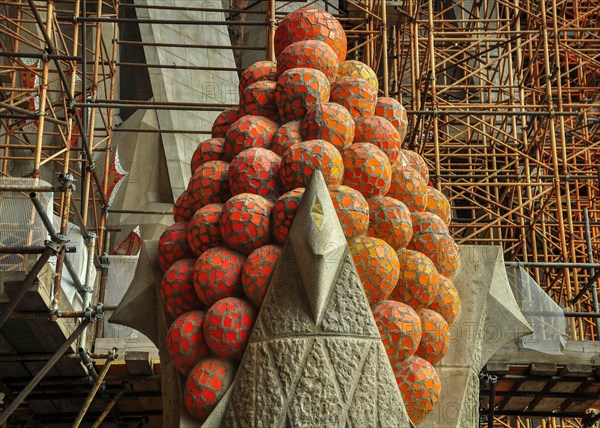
[0,0,599,426]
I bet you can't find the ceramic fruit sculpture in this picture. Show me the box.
[155,6,461,425]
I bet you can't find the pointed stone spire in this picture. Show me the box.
[210,170,411,427]
[287,170,347,324]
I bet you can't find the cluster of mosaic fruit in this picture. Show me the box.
[156,6,462,425]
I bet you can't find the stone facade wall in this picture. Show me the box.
[135,0,239,198]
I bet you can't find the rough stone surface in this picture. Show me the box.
[419,245,532,427]
[217,171,411,427]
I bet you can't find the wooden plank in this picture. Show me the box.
[125,352,153,376]
[490,340,600,366]
[502,380,546,411]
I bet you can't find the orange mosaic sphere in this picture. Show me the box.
[354,116,402,163]
[301,102,354,152]
[329,185,369,239]
[409,231,460,279]
[425,186,452,225]
[342,143,391,198]
[395,356,441,424]
[372,300,422,367]
[241,244,282,308]
[411,211,448,235]
[239,81,279,122]
[193,246,245,307]
[271,187,305,245]
[220,193,273,255]
[187,160,231,213]
[203,297,256,359]
[416,308,450,365]
[188,203,223,257]
[337,60,378,92]
[388,163,429,213]
[239,60,278,96]
[402,149,429,182]
[271,120,302,157]
[184,358,235,422]
[224,115,279,161]
[191,138,225,174]
[228,148,281,201]
[167,310,209,375]
[368,196,413,251]
[277,40,339,82]
[211,107,239,139]
[158,222,194,273]
[429,274,461,326]
[160,258,203,319]
[348,236,400,306]
[330,76,377,118]
[275,68,330,122]
[174,190,194,222]
[274,7,347,62]
[375,97,408,140]
[279,140,344,191]
[391,248,441,308]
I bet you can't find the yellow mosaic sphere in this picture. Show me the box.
[349,236,400,306]
[337,60,378,92]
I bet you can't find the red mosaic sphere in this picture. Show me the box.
[301,102,354,152]
[391,248,441,308]
[425,186,451,225]
[409,231,460,279]
[275,68,330,122]
[158,222,194,273]
[278,40,339,82]
[239,81,279,122]
[211,107,239,139]
[375,97,408,141]
[349,236,399,306]
[329,185,369,239]
[271,120,302,157]
[416,308,450,365]
[337,60,378,92]
[242,244,282,308]
[388,163,428,213]
[395,356,441,424]
[279,140,344,192]
[229,148,281,200]
[174,190,194,222]
[160,258,203,319]
[167,310,209,375]
[342,143,391,198]
[203,297,256,359]
[271,188,305,245]
[429,274,461,326]
[275,7,347,62]
[191,138,225,174]
[354,116,402,163]
[220,193,273,255]
[372,300,422,368]
[188,203,223,257]
[187,160,230,213]
[239,60,278,96]
[193,246,245,307]
[184,358,235,422]
[402,149,429,182]
[411,211,448,235]
[224,115,279,161]
[368,196,413,251]
[330,76,377,118]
